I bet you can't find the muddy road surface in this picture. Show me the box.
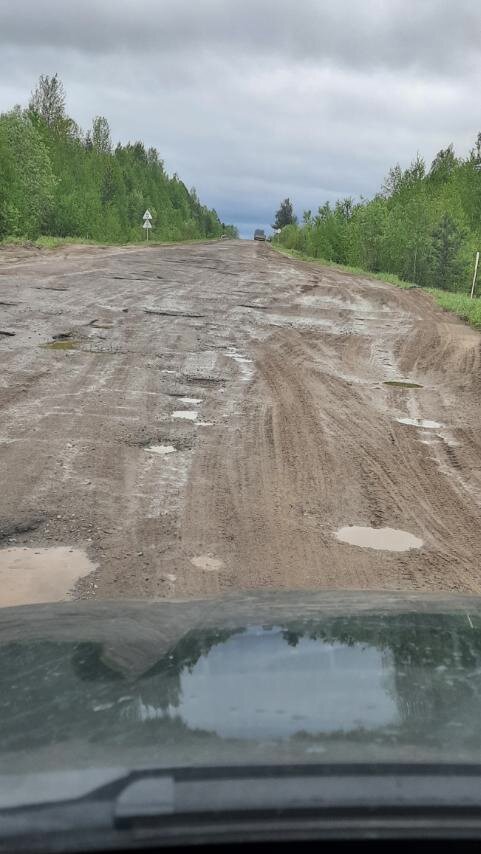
[1,239,481,604]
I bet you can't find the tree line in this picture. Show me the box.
[273,139,481,291]
[0,74,237,243]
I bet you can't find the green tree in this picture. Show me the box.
[28,73,66,129]
[272,198,296,229]
[429,213,464,290]
[0,109,56,238]
[91,116,111,154]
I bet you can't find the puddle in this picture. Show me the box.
[172,410,198,421]
[335,526,422,552]
[0,547,96,607]
[42,340,80,350]
[145,444,176,456]
[384,381,422,389]
[178,397,202,405]
[226,349,254,381]
[397,417,443,430]
[191,555,224,571]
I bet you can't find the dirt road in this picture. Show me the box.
[1,239,481,602]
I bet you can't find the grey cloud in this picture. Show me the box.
[1,0,481,75]
[1,1,480,236]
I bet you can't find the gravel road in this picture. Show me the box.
[1,239,481,603]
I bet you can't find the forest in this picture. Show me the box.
[275,138,481,293]
[0,74,236,243]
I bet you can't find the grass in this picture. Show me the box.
[0,235,101,249]
[271,243,481,330]
[425,289,481,329]
[0,235,225,250]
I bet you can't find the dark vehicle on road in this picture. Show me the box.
[3,590,481,850]
[253,228,266,241]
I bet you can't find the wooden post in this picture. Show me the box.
[470,251,480,299]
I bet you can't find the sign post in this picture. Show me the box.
[471,251,480,299]
[142,209,153,242]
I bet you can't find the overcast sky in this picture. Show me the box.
[1,0,481,237]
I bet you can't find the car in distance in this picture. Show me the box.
[254,228,266,241]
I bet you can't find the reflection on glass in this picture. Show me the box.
[137,627,398,738]
[2,611,481,766]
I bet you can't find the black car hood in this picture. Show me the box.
[2,589,481,780]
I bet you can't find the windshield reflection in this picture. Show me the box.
[136,627,398,737]
[2,611,481,763]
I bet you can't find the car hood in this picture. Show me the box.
[2,589,481,779]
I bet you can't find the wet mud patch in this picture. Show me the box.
[145,444,177,456]
[191,554,224,571]
[384,380,423,388]
[42,340,80,350]
[0,546,96,607]
[335,526,423,552]
[0,515,44,543]
[172,410,198,421]
[90,320,114,329]
[144,308,205,319]
[397,417,443,430]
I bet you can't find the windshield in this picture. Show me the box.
[2,0,481,841]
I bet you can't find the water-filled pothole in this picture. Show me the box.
[145,444,176,456]
[42,340,80,350]
[172,410,198,421]
[0,547,96,607]
[335,526,422,552]
[397,417,443,430]
[384,380,423,388]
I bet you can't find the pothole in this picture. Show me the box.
[172,410,198,421]
[90,321,113,330]
[0,547,96,607]
[191,554,224,571]
[397,417,443,430]
[178,397,202,405]
[42,340,80,350]
[145,444,176,456]
[335,526,423,552]
[384,380,423,388]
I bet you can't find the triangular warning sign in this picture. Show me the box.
[143,209,152,220]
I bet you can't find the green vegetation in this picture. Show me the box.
[272,197,297,230]
[274,139,481,294]
[273,140,481,329]
[426,288,481,329]
[0,74,237,244]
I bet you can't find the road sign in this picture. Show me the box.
[142,219,152,240]
[143,209,152,221]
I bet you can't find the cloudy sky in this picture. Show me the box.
[1,0,481,237]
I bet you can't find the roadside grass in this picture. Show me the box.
[271,243,481,330]
[0,235,101,249]
[425,289,481,329]
[0,235,226,250]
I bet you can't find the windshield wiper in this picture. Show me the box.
[5,765,481,849]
